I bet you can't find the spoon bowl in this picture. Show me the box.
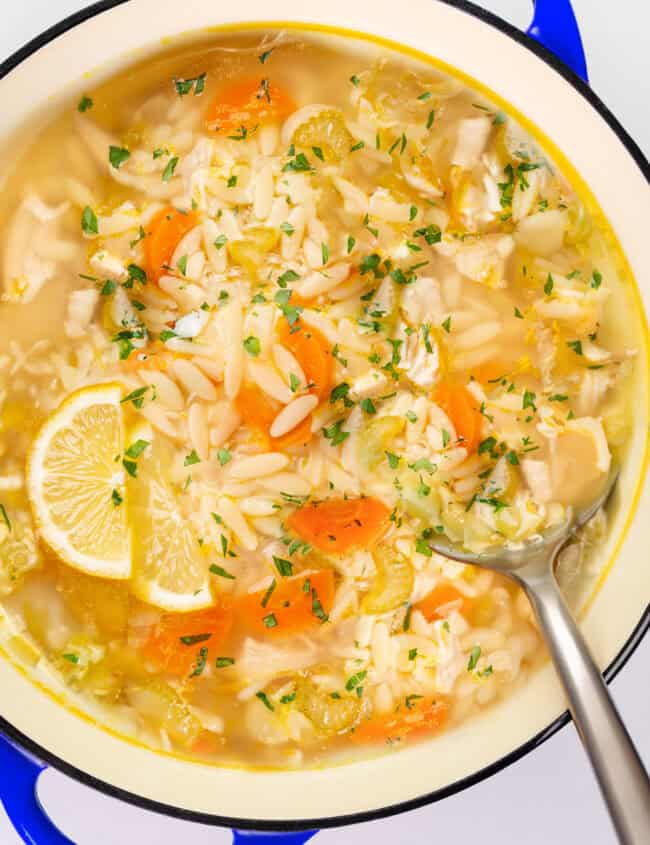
[428,465,620,578]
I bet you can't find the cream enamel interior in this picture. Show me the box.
[0,0,648,822]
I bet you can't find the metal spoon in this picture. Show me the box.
[429,467,650,844]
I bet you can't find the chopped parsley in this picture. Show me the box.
[177,255,188,276]
[322,419,350,446]
[243,335,261,357]
[77,95,93,112]
[413,224,442,245]
[174,72,206,97]
[108,146,130,169]
[179,633,212,646]
[184,450,200,466]
[256,691,275,711]
[277,269,300,286]
[162,156,179,182]
[209,563,235,580]
[215,656,235,668]
[467,645,481,671]
[190,646,209,677]
[386,451,400,469]
[125,439,149,459]
[261,579,277,608]
[81,206,98,236]
[311,588,329,622]
[217,448,231,466]
[273,556,293,577]
[282,152,312,173]
[100,279,116,296]
[522,390,537,412]
[345,670,367,691]
[120,386,150,408]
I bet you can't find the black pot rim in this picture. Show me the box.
[0,0,648,833]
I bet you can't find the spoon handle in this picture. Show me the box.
[524,574,650,844]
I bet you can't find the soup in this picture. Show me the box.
[0,29,640,769]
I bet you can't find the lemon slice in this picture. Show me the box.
[130,440,213,612]
[27,383,131,578]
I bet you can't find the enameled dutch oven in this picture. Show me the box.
[0,2,648,843]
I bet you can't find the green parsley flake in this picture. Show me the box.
[190,646,209,677]
[345,670,367,691]
[179,632,212,646]
[184,450,200,466]
[210,563,235,580]
[217,448,231,466]
[125,439,149,459]
[467,645,482,671]
[243,336,261,357]
[273,556,293,577]
[109,146,130,169]
[81,206,98,236]
[100,280,116,296]
[256,691,275,711]
[322,419,350,446]
[162,156,179,182]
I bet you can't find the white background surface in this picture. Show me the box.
[0,2,648,843]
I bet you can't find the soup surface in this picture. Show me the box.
[0,29,640,768]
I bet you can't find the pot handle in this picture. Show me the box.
[232,831,318,844]
[526,0,589,81]
[0,732,74,844]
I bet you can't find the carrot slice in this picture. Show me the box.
[414,584,472,621]
[145,206,198,283]
[352,698,448,744]
[469,361,509,386]
[141,599,233,677]
[235,383,313,449]
[120,341,169,373]
[287,497,390,554]
[433,381,483,454]
[276,320,333,401]
[205,79,295,134]
[237,571,335,637]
